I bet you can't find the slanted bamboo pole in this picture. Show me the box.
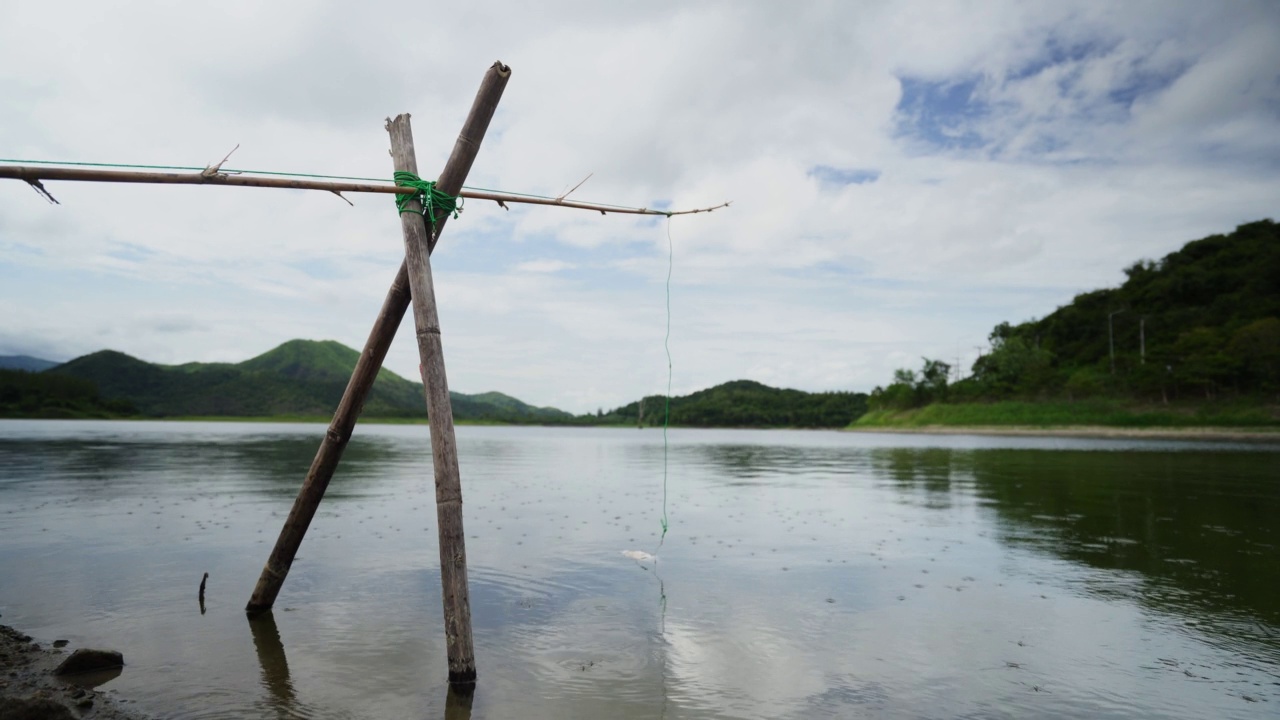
[0,164,730,217]
[244,61,512,620]
[388,112,477,685]
[244,261,412,613]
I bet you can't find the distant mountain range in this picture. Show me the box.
[1,339,868,427]
[19,340,572,422]
[0,355,59,372]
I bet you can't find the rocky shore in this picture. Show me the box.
[0,624,147,720]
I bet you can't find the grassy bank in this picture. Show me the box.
[851,400,1280,429]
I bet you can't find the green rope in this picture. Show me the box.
[392,170,461,225]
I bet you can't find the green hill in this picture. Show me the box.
[863,219,1280,425]
[601,379,868,428]
[0,368,137,418]
[44,339,574,423]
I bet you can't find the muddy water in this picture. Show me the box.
[0,420,1277,719]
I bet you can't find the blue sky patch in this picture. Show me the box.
[895,76,988,150]
[1008,36,1107,82]
[1107,62,1188,110]
[809,166,880,186]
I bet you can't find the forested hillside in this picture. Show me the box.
[870,220,1280,412]
[602,380,868,428]
[0,368,137,418]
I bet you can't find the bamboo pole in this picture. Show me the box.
[244,61,512,622]
[388,112,477,685]
[244,261,412,613]
[0,164,730,217]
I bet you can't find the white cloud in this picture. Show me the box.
[1,1,1277,412]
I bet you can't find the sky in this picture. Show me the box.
[1,1,1278,413]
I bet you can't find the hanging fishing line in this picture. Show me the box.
[657,215,673,552]
[657,219,673,720]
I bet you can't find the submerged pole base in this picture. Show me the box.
[448,668,477,686]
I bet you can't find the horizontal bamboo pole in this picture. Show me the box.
[0,164,729,217]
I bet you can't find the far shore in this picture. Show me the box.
[847,424,1280,443]
[5,416,1280,441]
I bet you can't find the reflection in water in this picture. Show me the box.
[63,666,123,689]
[3,422,1279,719]
[248,611,299,718]
[248,601,478,720]
[876,446,1280,639]
[443,684,474,720]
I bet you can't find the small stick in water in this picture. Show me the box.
[199,572,209,615]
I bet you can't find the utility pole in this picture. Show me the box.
[1108,309,1127,375]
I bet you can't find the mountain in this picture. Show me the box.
[16,340,866,427]
[600,379,868,428]
[0,355,59,372]
[46,339,574,422]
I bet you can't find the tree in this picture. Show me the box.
[869,358,950,410]
[1228,317,1280,393]
[970,331,1053,397]
[1172,327,1235,399]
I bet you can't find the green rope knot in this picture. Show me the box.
[393,171,462,226]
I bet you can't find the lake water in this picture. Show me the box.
[1,420,1277,719]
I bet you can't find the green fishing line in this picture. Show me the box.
[0,158,668,213]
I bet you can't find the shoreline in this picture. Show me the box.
[0,624,148,720]
[847,424,1280,443]
[4,416,1280,441]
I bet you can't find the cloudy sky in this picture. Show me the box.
[1,1,1277,412]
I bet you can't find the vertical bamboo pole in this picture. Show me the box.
[245,61,511,618]
[387,112,476,685]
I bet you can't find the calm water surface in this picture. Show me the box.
[1,420,1277,719]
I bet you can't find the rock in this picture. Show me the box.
[76,697,93,709]
[51,640,68,649]
[0,696,77,720]
[53,649,124,676]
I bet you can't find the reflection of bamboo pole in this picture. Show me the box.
[248,611,298,714]
[445,684,475,720]
[389,112,477,685]
[0,164,730,217]
[245,61,511,617]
